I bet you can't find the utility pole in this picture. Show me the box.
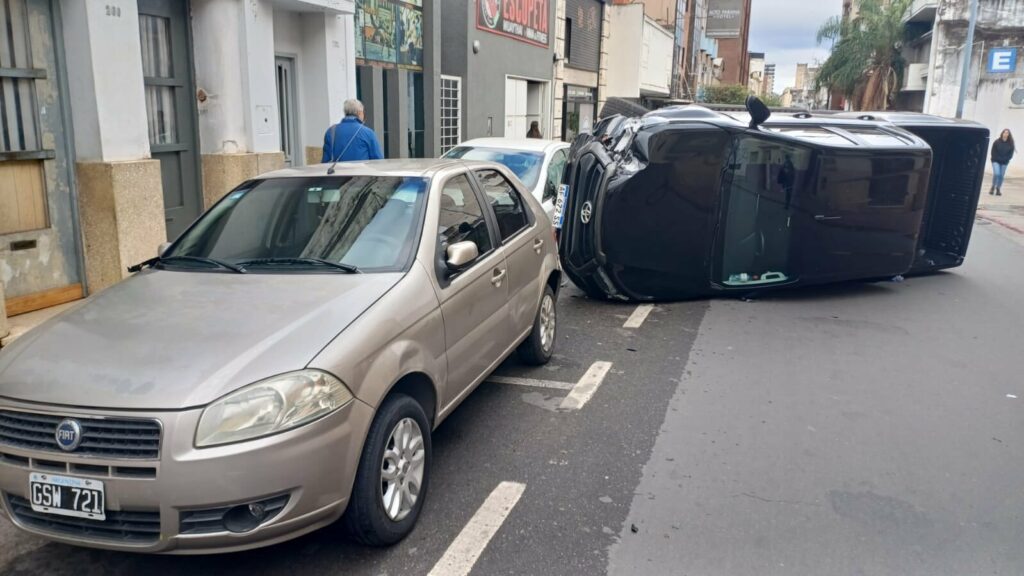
[956,0,980,118]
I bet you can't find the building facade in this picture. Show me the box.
[1,0,359,332]
[442,0,556,142]
[554,0,608,140]
[707,0,750,86]
[909,0,1024,177]
[763,62,776,95]
[605,2,674,104]
[748,52,765,97]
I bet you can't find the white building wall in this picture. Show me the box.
[60,0,150,161]
[925,2,1024,177]
[606,4,643,98]
[192,0,250,154]
[640,17,673,96]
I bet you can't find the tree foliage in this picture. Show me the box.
[703,84,750,105]
[815,0,911,111]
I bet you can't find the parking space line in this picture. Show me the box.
[560,361,614,411]
[487,375,575,390]
[427,481,527,576]
[623,304,654,328]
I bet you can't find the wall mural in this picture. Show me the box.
[355,0,424,70]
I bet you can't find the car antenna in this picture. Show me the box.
[326,123,367,175]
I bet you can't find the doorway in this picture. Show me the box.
[505,77,548,139]
[275,55,300,166]
[138,0,202,241]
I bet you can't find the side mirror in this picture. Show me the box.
[746,95,771,129]
[157,242,172,257]
[446,241,479,272]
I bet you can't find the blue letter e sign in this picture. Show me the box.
[989,48,1018,74]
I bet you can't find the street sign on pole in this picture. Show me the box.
[956,0,980,118]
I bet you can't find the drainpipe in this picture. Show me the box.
[923,16,940,112]
[956,0,980,118]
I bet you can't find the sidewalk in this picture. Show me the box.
[976,175,1024,246]
[0,300,82,348]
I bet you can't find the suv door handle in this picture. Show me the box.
[815,215,842,221]
[491,268,507,287]
[533,238,545,253]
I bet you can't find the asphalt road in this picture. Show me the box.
[2,223,1022,575]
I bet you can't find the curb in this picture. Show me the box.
[978,213,1024,235]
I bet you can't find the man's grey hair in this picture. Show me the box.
[344,99,365,117]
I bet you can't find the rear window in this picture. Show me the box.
[444,147,545,189]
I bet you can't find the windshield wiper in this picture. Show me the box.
[237,257,360,274]
[128,255,247,274]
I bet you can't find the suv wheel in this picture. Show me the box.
[517,285,557,365]
[343,394,431,546]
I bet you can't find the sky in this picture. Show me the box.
[748,0,843,94]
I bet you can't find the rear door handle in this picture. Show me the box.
[533,238,545,253]
[491,268,507,287]
[815,215,842,221]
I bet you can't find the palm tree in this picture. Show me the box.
[815,0,911,111]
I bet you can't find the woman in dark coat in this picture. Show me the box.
[527,121,543,139]
[991,128,1015,196]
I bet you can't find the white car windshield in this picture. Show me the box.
[445,147,545,189]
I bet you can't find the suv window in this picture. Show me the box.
[476,170,529,241]
[439,174,493,256]
[544,149,569,203]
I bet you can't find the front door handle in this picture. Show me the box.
[814,215,842,221]
[533,238,545,253]
[491,268,507,287]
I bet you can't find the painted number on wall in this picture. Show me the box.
[105,5,122,17]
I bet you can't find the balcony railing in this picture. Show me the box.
[904,0,937,24]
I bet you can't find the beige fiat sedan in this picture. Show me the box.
[0,159,560,553]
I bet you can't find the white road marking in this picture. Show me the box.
[560,361,614,411]
[1008,394,1018,399]
[487,375,575,390]
[623,304,655,329]
[428,481,526,576]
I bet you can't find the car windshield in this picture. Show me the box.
[166,176,429,273]
[445,147,545,189]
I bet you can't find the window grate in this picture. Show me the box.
[440,75,462,155]
[0,0,42,153]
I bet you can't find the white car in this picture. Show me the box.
[444,138,570,219]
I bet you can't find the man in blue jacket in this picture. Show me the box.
[321,99,384,163]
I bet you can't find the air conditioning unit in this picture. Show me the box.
[903,63,928,91]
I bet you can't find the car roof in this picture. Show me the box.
[455,138,568,153]
[258,158,498,180]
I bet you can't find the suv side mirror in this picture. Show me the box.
[746,95,771,129]
[158,242,171,257]
[446,241,479,272]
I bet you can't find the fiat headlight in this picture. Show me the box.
[196,370,353,447]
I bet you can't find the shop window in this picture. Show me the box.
[440,76,462,154]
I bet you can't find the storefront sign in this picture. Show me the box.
[566,85,595,101]
[707,0,743,39]
[355,0,424,70]
[477,0,550,48]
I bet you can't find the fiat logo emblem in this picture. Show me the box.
[55,419,83,452]
[580,201,593,224]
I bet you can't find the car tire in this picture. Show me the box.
[598,97,650,120]
[517,285,557,365]
[343,394,432,547]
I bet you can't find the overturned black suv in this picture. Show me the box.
[557,98,989,301]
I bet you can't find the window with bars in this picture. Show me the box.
[440,75,462,155]
[0,0,43,155]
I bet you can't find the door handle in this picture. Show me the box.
[814,215,842,221]
[491,268,507,287]
[533,238,545,253]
